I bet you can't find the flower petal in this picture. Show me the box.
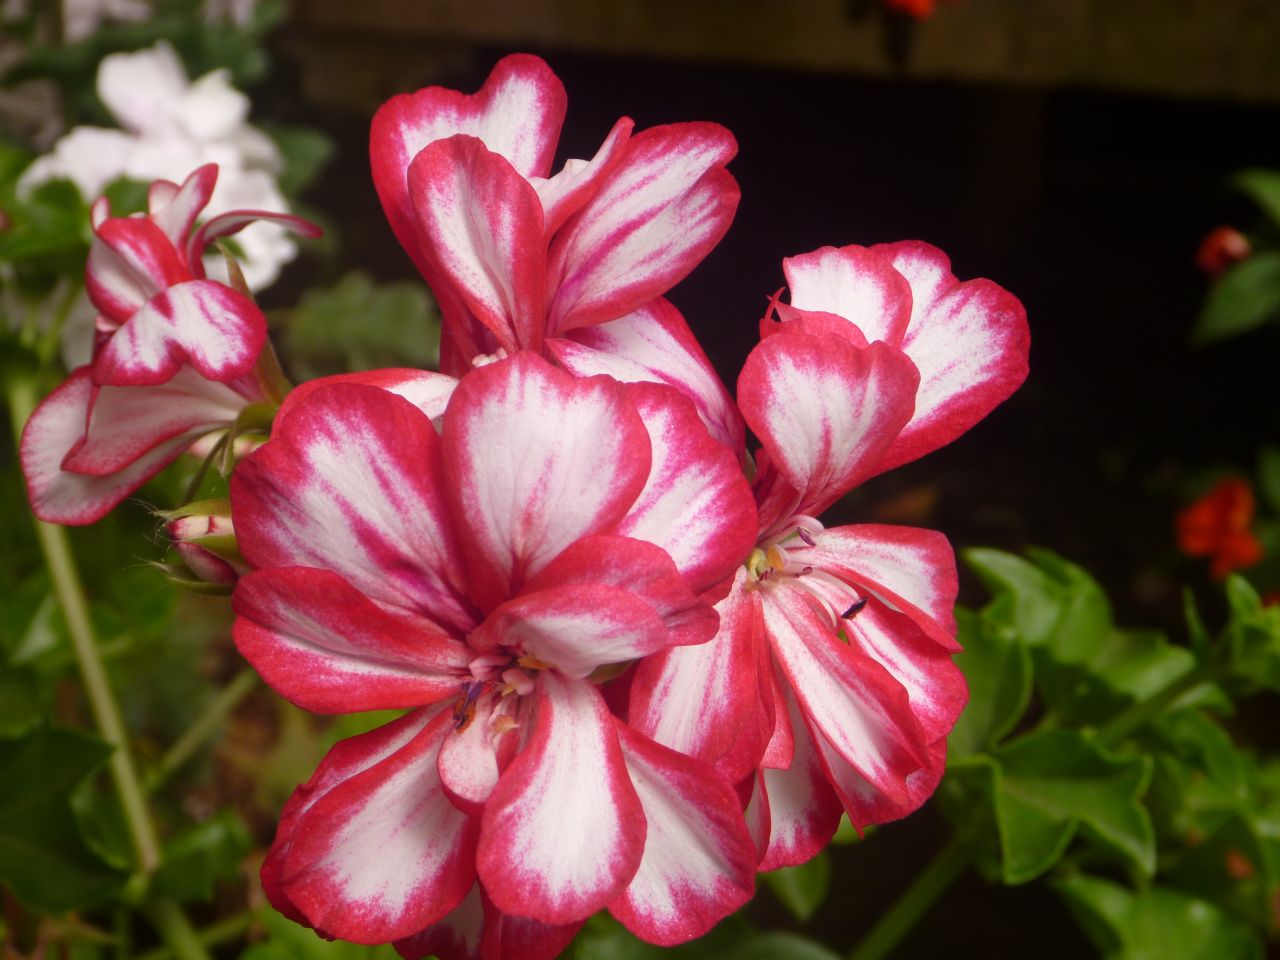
[441,353,650,608]
[546,122,739,334]
[232,567,469,713]
[371,54,566,276]
[628,569,774,784]
[408,136,546,353]
[478,672,645,924]
[609,721,756,945]
[148,164,216,252]
[232,383,477,635]
[187,208,322,277]
[738,333,919,516]
[813,728,948,830]
[783,245,913,346]
[278,705,478,943]
[394,885,581,960]
[870,240,1030,472]
[86,217,189,321]
[614,381,757,594]
[276,369,458,429]
[549,297,744,453]
[531,117,633,238]
[437,693,511,815]
[92,279,266,386]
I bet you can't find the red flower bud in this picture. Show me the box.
[1195,226,1251,278]
[165,501,247,586]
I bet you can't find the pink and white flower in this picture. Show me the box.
[369,55,743,450]
[629,240,1030,868]
[20,165,318,525]
[231,353,759,956]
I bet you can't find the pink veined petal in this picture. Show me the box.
[187,208,322,277]
[478,672,645,925]
[546,122,740,335]
[232,383,478,635]
[550,297,745,453]
[759,303,871,350]
[149,164,217,252]
[147,178,180,214]
[276,368,458,430]
[628,568,774,784]
[394,884,582,960]
[437,693,511,815]
[86,217,190,321]
[748,683,845,870]
[738,333,920,517]
[842,599,968,743]
[614,381,757,594]
[805,524,960,651]
[279,705,479,943]
[470,583,667,679]
[761,583,931,808]
[813,724,948,830]
[408,136,546,354]
[782,245,914,346]
[524,533,719,652]
[92,279,266,386]
[869,239,1030,473]
[19,368,220,525]
[441,353,651,609]
[371,54,567,276]
[609,721,756,946]
[232,567,470,714]
[60,365,248,475]
[531,116,634,238]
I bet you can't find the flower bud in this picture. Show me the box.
[1195,225,1251,278]
[163,500,247,587]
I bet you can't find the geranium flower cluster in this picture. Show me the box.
[20,54,1029,960]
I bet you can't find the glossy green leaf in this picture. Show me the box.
[1055,875,1263,960]
[763,850,830,922]
[0,728,127,912]
[1222,576,1280,691]
[948,605,1032,756]
[1193,251,1280,344]
[240,906,398,959]
[1234,168,1280,226]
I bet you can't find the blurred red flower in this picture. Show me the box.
[1195,225,1251,278]
[1177,477,1264,579]
[882,0,957,20]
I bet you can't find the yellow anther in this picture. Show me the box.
[766,544,787,570]
[746,547,769,578]
[516,654,552,671]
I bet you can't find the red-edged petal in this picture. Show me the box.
[805,523,960,650]
[531,117,634,238]
[371,54,567,276]
[278,705,478,943]
[870,240,1030,472]
[232,567,469,713]
[748,683,844,870]
[441,353,650,608]
[394,885,581,960]
[759,303,871,349]
[187,208,322,276]
[524,533,718,649]
[614,381,756,594]
[19,369,221,525]
[546,122,739,335]
[478,672,645,924]
[408,136,546,354]
[92,279,265,386]
[628,569,773,784]
[232,383,477,635]
[437,693,511,815]
[148,164,216,252]
[86,218,189,321]
[738,333,919,516]
[470,583,667,678]
[277,368,458,429]
[609,721,756,945]
[814,727,948,830]
[762,584,930,808]
[782,245,914,346]
[550,298,745,453]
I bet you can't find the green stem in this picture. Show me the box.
[134,910,253,960]
[1096,661,1220,747]
[141,900,224,960]
[848,836,969,960]
[7,376,162,873]
[145,669,259,794]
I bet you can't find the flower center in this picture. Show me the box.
[745,515,866,629]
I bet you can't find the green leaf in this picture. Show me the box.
[1233,168,1280,226]
[0,728,127,912]
[268,126,336,197]
[1193,251,1280,344]
[1055,875,1263,960]
[1222,576,1280,691]
[763,850,830,922]
[571,912,839,959]
[240,906,399,959]
[949,605,1033,756]
[152,810,253,903]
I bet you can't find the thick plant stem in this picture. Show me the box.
[8,376,162,872]
[847,836,969,960]
[146,668,259,793]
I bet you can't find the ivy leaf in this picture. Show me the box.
[1055,875,1263,960]
[763,850,830,922]
[1222,576,1280,691]
[0,728,127,911]
[240,906,398,959]
[949,606,1033,756]
[1193,252,1280,345]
